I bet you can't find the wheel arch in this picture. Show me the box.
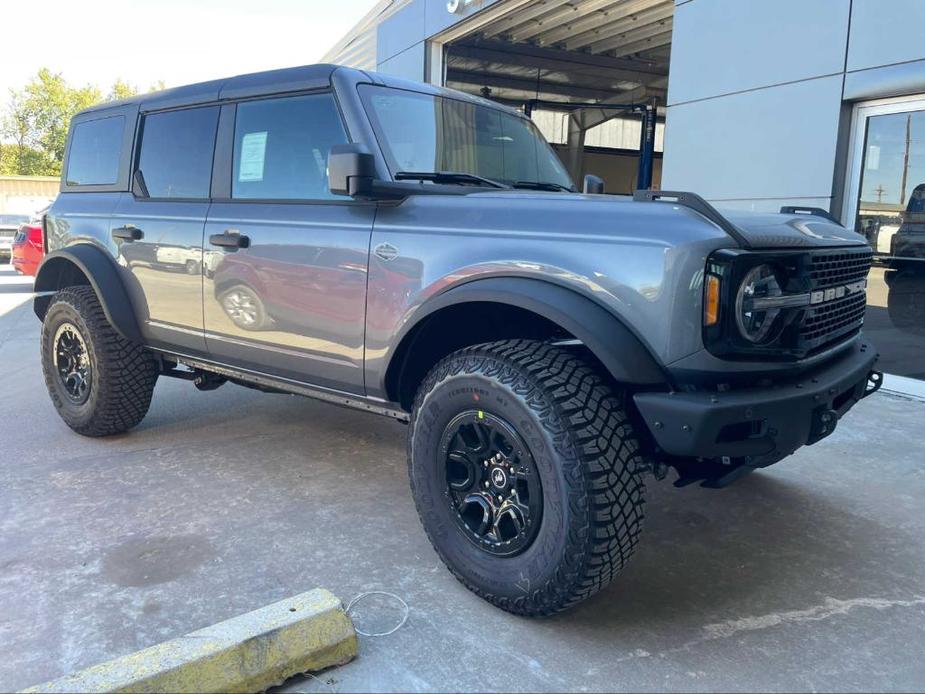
[384,277,668,409]
[34,246,143,344]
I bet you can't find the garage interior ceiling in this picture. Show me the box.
[445,0,672,107]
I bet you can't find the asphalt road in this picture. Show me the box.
[1,264,924,692]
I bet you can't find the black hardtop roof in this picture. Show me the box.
[75,63,526,120]
[77,63,349,116]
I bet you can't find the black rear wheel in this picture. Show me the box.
[408,339,647,616]
[41,286,158,436]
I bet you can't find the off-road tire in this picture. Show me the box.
[41,286,158,436]
[408,339,647,616]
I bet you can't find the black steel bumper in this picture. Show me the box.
[634,341,881,467]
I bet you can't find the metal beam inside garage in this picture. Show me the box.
[443,0,674,187]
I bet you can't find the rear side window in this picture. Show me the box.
[232,93,347,201]
[137,106,219,199]
[66,116,124,185]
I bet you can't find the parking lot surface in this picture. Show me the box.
[1,264,924,692]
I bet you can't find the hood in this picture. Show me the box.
[460,190,867,250]
[718,209,868,249]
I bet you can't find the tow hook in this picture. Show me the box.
[808,408,839,444]
[864,370,883,398]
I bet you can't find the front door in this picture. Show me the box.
[203,93,373,393]
[113,105,220,354]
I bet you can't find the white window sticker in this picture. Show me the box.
[239,131,268,182]
[866,144,881,171]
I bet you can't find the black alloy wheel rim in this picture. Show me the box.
[53,322,91,404]
[438,410,543,556]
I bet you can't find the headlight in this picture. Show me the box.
[735,264,782,343]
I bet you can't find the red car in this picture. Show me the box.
[11,218,45,276]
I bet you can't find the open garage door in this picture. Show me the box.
[438,0,673,193]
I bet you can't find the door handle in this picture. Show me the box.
[112,226,143,241]
[209,229,250,250]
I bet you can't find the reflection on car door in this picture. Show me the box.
[202,93,373,393]
[114,105,219,353]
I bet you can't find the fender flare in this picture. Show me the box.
[388,277,668,389]
[33,246,143,343]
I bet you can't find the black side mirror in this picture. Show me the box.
[329,144,377,197]
[583,174,605,195]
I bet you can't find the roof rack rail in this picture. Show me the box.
[779,205,840,224]
[633,190,751,248]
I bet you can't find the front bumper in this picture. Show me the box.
[634,341,880,467]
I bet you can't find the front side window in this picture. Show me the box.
[231,93,348,201]
[359,85,574,190]
[137,106,219,199]
[66,116,124,185]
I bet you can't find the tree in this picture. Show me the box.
[24,69,101,170]
[109,79,139,102]
[1,70,163,176]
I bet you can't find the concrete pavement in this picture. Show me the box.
[1,264,923,692]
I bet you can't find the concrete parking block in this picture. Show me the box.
[21,588,357,693]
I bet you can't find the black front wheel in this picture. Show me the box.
[408,339,647,616]
[41,286,158,436]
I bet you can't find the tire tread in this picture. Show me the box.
[41,286,157,437]
[409,338,646,616]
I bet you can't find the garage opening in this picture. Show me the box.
[437,0,673,194]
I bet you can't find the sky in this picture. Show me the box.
[1,0,378,100]
[860,111,925,207]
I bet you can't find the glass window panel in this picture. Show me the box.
[231,94,347,201]
[138,107,219,199]
[854,108,925,380]
[360,85,574,190]
[66,116,124,185]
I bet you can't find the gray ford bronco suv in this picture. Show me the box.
[35,65,881,616]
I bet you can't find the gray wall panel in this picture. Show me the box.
[662,75,844,200]
[668,0,850,106]
[848,0,925,72]
[377,42,427,82]
[424,0,503,37]
[377,0,425,64]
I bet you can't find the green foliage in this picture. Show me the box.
[0,69,163,177]
[0,143,54,176]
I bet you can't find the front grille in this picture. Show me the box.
[800,292,867,345]
[798,247,873,353]
[808,247,873,288]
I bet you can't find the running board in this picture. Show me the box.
[154,350,410,423]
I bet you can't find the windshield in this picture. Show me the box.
[359,85,575,191]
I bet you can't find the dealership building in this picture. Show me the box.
[325,0,925,390]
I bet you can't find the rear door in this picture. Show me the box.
[203,92,374,393]
[112,105,219,354]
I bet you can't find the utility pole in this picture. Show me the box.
[900,113,912,206]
